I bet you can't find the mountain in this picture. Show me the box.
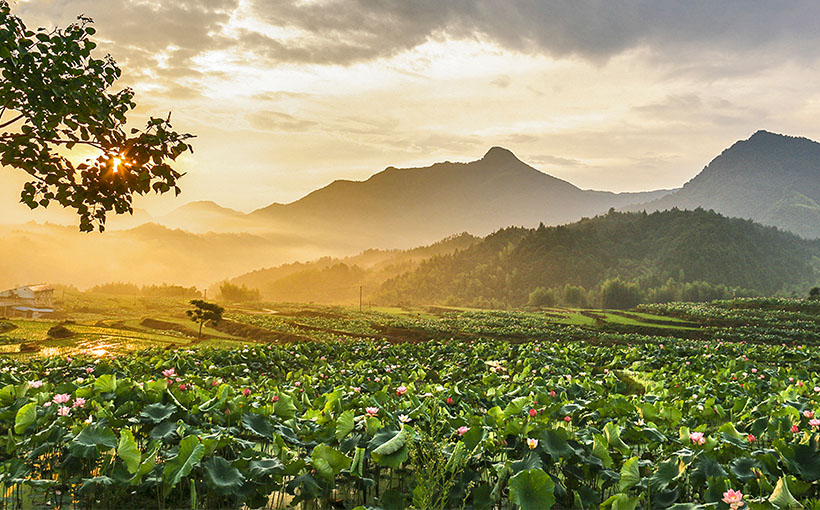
[227,233,479,304]
[376,209,820,307]
[248,147,674,249]
[629,131,820,238]
[155,201,253,233]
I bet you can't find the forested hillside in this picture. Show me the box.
[377,209,820,308]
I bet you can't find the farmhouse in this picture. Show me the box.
[0,284,55,318]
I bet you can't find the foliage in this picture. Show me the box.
[0,2,193,231]
[219,281,260,303]
[186,300,224,338]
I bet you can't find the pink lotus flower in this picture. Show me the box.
[365,407,379,417]
[549,390,556,397]
[57,406,70,417]
[212,380,219,386]
[689,432,705,445]
[791,424,800,433]
[747,434,755,442]
[803,410,814,419]
[271,395,279,402]
[396,386,407,396]
[722,489,743,509]
[446,397,454,405]
[161,368,176,378]
[458,426,469,436]
[398,414,412,423]
[810,419,820,429]
[353,387,362,393]
[529,409,537,418]
[294,381,301,387]
[242,388,251,396]
[85,367,94,374]
[72,397,86,408]
[563,415,571,423]
[52,393,71,404]
[29,380,43,388]
[178,384,187,391]
[526,438,538,450]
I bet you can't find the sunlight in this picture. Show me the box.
[112,157,121,174]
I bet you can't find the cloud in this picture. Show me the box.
[243,0,820,67]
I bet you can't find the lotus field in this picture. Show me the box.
[2,299,820,509]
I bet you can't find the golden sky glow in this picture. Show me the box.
[3,1,820,223]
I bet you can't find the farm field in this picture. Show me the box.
[1,298,820,509]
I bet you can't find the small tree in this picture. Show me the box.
[809,287,820,300]
[186,300,224,339]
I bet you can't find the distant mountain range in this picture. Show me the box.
[628,131,820,238]
[3,130,820,294]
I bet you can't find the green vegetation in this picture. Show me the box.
[2,298,820,509]
[378,209,820,308]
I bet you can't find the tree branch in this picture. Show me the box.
[0,114,25,130]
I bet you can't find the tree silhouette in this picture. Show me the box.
[0,2,193,231]
[186,300,224,340]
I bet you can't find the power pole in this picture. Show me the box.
[359,286,363,312]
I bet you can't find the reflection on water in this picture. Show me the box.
[87,348,108,357]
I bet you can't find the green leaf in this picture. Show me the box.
[604,422,630,455]
[241,413,274,438]
[503,396,530,418]
[350,447,365,478]
[335,410,355,441]
[94,374,117,393]
[509,469,555,510]
[312,444,351,481]
[202,456,245,495]
[593,434,613,469]
[163,436,205,489]
[14,402,36,434]
[69,425,118,458]
[117,430,140,474]
[620,457,641,492]
[769,477,803,509]
[373,427,407,456]
[140,403,177,424]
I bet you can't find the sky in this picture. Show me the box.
[3,0,820,222]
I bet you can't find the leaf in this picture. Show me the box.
[117,430,140,474]
[593,434,613,469]
[140,403,177,424]
[508,469,555,510]
[248,458,284,479]
[14,401,36,434]
[604,422,630,455]
[373,427,407,456]
[312,444,351,481]
[335,410,355,441]
[769,477,803,509]
[94,374,117,393]
[503,396,529,418]
[163,436,205,489]
[619,457,640,492]
[350,447,365,478]
[203,456,245,495]
[241,413,274,438]
[69,425,118,458]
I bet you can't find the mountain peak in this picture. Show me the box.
[481,146,520,164]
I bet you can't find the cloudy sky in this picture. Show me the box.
[4,0,820,221]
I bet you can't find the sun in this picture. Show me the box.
[112,157,122,173]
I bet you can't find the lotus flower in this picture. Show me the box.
[526,438,538,450]
[52,393,71,404]
[529,409,537,417]
[689,432,705,445]
[722,489,743,509]
[271,395,279,402]
[85,367,94,374]
[396,385,407,396]
[446,397,454,405]
[810,419,820,429]
[791,424,800,433]
[564,415,572,423]
[549,390,556,397]
[365,406,379,417]
[803,410,814,419]
[242,388,251,396]
[72,397,86,408]
[747,434,755,442]
[458,426,469,436]
[398,414,412,423]
[161,368,175,378]
[57,406,70,417]
[29,380,42,389]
